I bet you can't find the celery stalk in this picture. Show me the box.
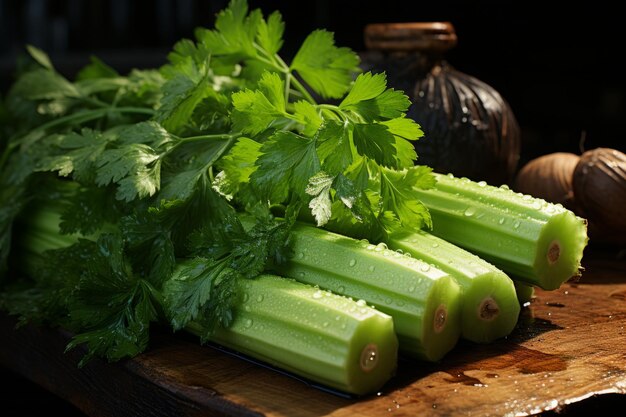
[266,221,463,362]
[186,273,398,396]
[413,173,588,290]
[388,230,520,343]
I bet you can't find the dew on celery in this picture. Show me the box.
[464,207,476,216]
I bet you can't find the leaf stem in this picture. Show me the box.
[0,107,154,172]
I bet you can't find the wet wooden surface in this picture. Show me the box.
[1,247,625,417]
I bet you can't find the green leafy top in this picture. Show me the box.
[0,0,434,365]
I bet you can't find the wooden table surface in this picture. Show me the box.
[1,246,625,417]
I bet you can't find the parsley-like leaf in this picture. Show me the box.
[65,234,162,367]
[256,11,285,55]
[250,131,320,202]
[164,216,291,337]
[352,123,398,168]
[290,30,360,99]
[231,72,288,135]
[316,121,352,175]
[306,171,334,227]
[379,166,435,230]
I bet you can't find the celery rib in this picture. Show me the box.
[414,173,588,290]
[388,229,520,344]
[186,273,398,395]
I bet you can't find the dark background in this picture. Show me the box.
[1,1,625,414]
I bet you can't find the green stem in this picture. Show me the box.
[162,132,241,160]
[0,107,155,171]
[317,104,345,121]
[289,76,316,104]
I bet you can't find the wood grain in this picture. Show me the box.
[1,249,625,417]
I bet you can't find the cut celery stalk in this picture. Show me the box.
[388,230,520,344]
[262,221,463,362]
[413,173,589,290]
[185,273,398,396]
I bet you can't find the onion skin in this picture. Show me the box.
[514,152,580,208]
[572,148,626,245]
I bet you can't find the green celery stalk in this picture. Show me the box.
[186,273,398,396]
[388,230,520,344]
[261,220,463,362]
[413,173,588,290]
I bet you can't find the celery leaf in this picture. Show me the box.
[290,30,360,99]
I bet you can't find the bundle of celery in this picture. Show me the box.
[0,0,588,396]
[17,202,398,395]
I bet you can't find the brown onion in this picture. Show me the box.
[514,152,580,208]
[572,148,626,244]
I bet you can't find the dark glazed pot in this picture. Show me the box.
[362,22,521,186]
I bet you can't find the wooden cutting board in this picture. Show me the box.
[1,247,625,417]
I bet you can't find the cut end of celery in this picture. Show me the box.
[412,275,463,362]
[460,272,520,343]
[532,211,588,290]
[346,313,399,395]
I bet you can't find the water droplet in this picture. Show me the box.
[464,207,476,217]
[349,259,356,267]
[356,299,367,307]
[499,184,510,190]
[256,295,264,302]
[242,293,249,302]
[431,242,439,248]
[477,181,487,187]
[297,252,305,259]
[337,285,345,294]
[244,305,251,312]
[498,217,505,225]
[298,272,305,278]
[368,265,376,272]
[366,244,376,251]
[531,201,542,210]
[513,220,521,229]
[420,264,431,272]
[244,319,253,328]
[322,321,329,328]
[313,290,324,299]
[408,286,416,293]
